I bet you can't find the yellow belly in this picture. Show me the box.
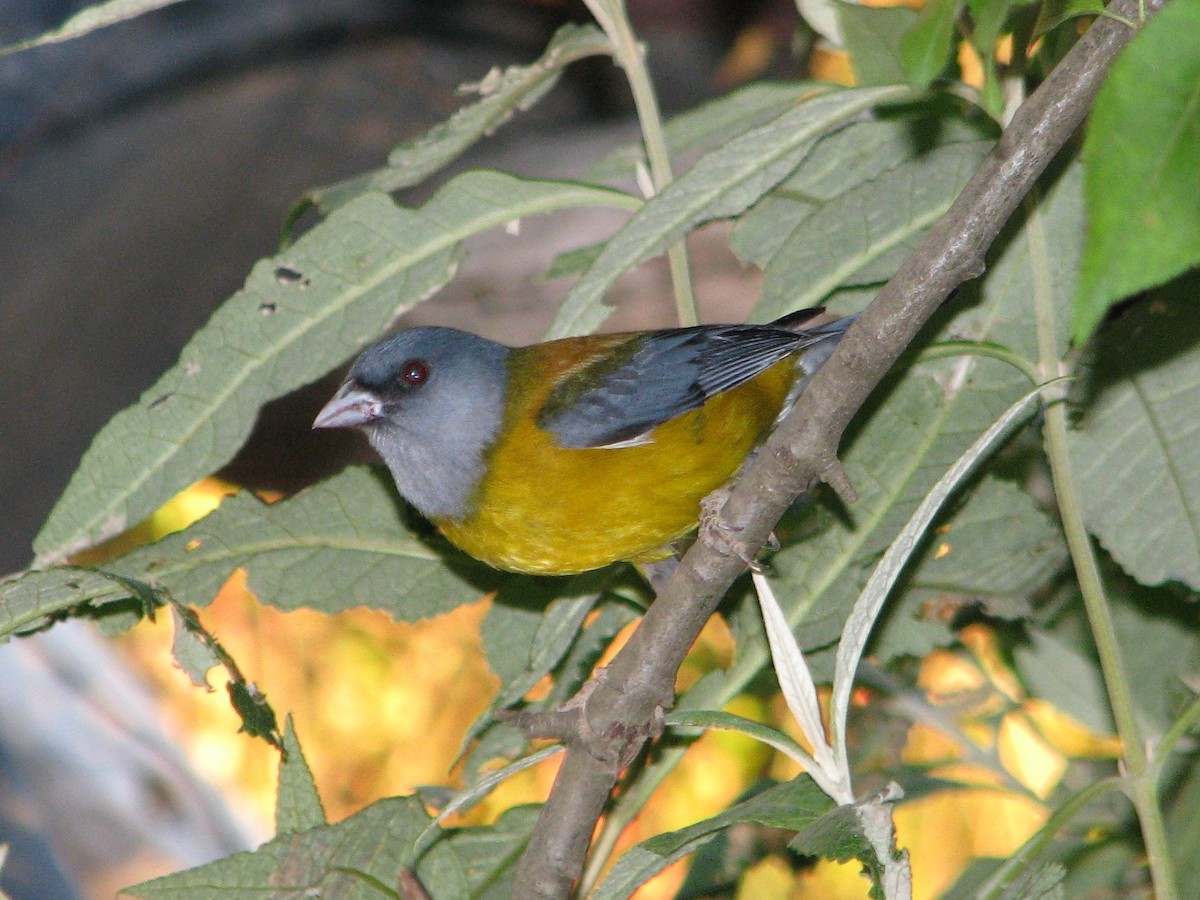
[433,342,796,575]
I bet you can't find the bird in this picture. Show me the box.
[313,308,855,576]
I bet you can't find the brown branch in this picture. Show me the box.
[510,1,1161,895]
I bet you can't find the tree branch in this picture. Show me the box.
[511,1,1161,894]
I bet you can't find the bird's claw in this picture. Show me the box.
[700,489,779,572]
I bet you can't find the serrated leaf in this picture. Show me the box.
[0,568,138,643]
[170,605,221,689]
[899,0,960,89]
[790,803,872,861]
[0,0,184,55]
[35,173,637,565]
[227,680,282,750]
[837,2,918,87]
[1074,0,1200,341]
[754,140,992,320]
[591,778,832,900]
[310,23,614,211]
[106,467,502,618]
[125,796,468,900]
[1067,280,1200,589]
[907,477,1065,600]
[276,716,325,835]
[546,85,912,338]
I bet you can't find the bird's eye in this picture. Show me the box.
[401,359,429,387]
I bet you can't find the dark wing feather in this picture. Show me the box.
[538,319,842,449]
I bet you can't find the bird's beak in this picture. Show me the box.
[312,383,383,429]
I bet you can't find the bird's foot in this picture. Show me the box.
[700,489,778,573]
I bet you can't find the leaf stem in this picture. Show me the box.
[1026,191,1177,898]
[917,340,1041,383]
[582,0,698,326]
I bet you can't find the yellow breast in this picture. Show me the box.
[433,336,796,575]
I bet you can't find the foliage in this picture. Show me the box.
[3,0,1199,897]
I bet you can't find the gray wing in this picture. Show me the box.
[537,317,848,449]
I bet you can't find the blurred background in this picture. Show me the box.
[0,2,1116,898]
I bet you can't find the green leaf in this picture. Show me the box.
[754,140,992,321]
[666,709,811,765]
[1165,752,1200,889]
[967,0,1016,51]
[1073,0,1200,341]
[35,174,636,565]
[789,792,902,885]
[309,24,614,212]
[0,0,185,56]
[461,723,529,784]
[829,397,1062,777]
[543,599,638,706]
[484,575,603,710]
[899,0,960,89]
[0,567,139,643]
[546,85,912,338]
[1014,625,1114,734]
[587,82,822,183]
[837,2,918,87]
[1067,278,1200,589]
[1112,584,1200,735]
[443,805,541,899]
[106,467,501,618]
[964,0,1016,118]
[125,796,468,899]
[731,114,996,270]
[897,474,1067,633]
[542,241,606,280]
[170,605,221,689]
[907,477,1064,599]
[227,680,283,751]
[276,716,326,835]
[946,857,1068,899]
[417,746,562,856]
[590,778,833,899]
[469,579,627,758]
[1033,0,1106,38]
